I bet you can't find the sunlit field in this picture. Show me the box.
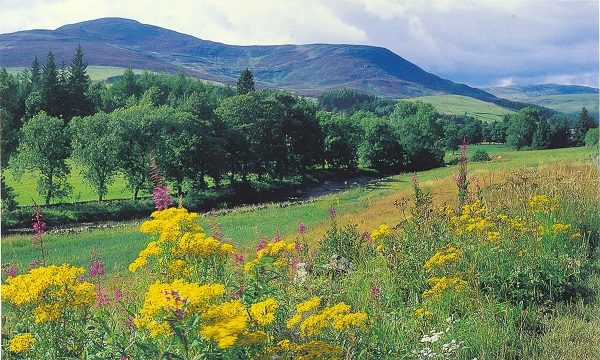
[2,145,599,359]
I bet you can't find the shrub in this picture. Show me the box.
[471,149,491,162]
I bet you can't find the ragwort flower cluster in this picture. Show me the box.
[286,296,368,337]
[130,207,235,281]
[2,264,95,324]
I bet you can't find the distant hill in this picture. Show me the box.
[483,84,598,101]
[408,95,514,123]
[0,17,496,100]
[484,84,599,120]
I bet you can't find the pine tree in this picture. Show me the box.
[573,107,597,146]
[236,68,255,95]
[31,56,41,92]
[67,44,93,119]
[40,51,62,117]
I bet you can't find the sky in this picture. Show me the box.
[1,0,598,88]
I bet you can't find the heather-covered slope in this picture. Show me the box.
[0,17,495,100]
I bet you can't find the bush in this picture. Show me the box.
[471,149,491,162]
[584,127,598,147]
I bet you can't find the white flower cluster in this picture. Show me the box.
[411,317,466,359]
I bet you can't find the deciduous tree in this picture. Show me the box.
[69,112,122,202]
[9,111,71,204]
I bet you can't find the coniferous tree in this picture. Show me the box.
[573,107,597,146]
[67,44,93,119]
[40,51,62,117]
[531,117,552,150]
[31,56,41,92]
[236,68,255,95]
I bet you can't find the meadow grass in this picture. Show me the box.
[3,160,136,205]
[408,94,514,122]
[2,145,596,275]
[526,93,600,119]
[1,145,598,359]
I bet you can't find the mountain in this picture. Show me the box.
[483,84,599,102]
[0,17,495,100]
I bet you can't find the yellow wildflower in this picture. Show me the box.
[439,204,454,216]
[414,308,434,317]
[487,231,500,241]
[422,276,468,299]
[244,259,260,273]
[140,207,203,244]
[370,224,392,241]
[128,256,148,273]
[200,300,248,348]
[139,241,162,258]
[249,298,278,326]
[1,264,95,323]
[168,259,189,276]
[529,195,559,213]
[551,222,571,233]
[423,246,462,272]
[9,333,35,353]
[296,296,321,314]
[287,314,302,328]
[237,330,269,346]
[135,279,226,337]
[293,301,367,337]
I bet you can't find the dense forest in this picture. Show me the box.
[1,46,598,208]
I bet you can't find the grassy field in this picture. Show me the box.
[2,144,598,358]
[3,160,134,205]
[3,145,596,272]
[525,93,599,120]
[408,94,514,122]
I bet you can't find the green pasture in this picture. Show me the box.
[408,94,513,122]
[2,145,596,277]
[3,160,135,205]
[526,93,599,120]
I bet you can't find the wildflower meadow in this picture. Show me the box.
[1,145,599,359]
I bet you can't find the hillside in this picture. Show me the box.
[525,94,599,121]
[483,84,599,101]
[408,95,513,123]
[484,84,599,120]
[0,17,495,100]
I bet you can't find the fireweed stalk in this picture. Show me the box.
[150,157,173,211]
[455,137,469,207]
[32,200,48,266]
[89,248,109,307]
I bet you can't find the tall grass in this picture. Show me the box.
[1,145,598,358]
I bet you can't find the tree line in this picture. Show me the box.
[1,46,597,207]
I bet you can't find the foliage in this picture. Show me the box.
[69,112,122,202]
[2,146,599,358]
[236,67,255,95]
[584,127,599,147]
[318,111,362,170]
[573,107,598,146]
[470,149,491,162]
[390,101,445,171]
[9,111,72,205]
[358,116,404,173]
[1,175,17,211]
